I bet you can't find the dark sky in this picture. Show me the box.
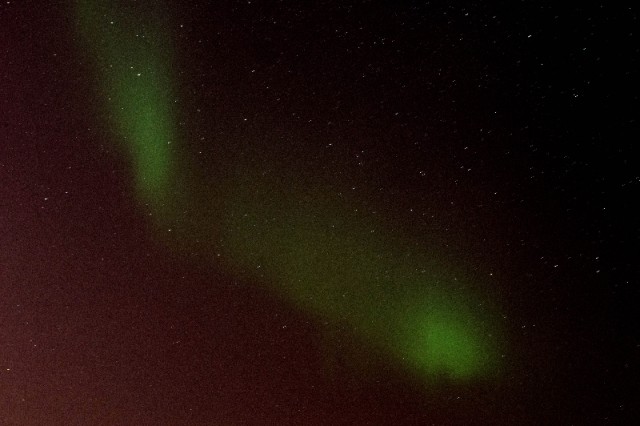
[1,1,638,424]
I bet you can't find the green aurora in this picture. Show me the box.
[75,0,175,214]
[74,0,505,382]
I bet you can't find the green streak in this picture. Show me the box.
[75,0,175,210]
[218,174,502,380]
[75,1,506,383]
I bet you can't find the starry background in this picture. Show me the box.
[1,0,638,424]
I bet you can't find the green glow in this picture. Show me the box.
[74,0,175,209]
[112,73,173,203]
[405,302,498,380]
[217,174,502,380]
[75,1,506,383]
[422,317,482,377]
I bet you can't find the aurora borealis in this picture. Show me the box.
[2,1,637,424]
[75,0,176,212]
[74,0,503,382]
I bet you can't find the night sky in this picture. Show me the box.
[1,1,638,424]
